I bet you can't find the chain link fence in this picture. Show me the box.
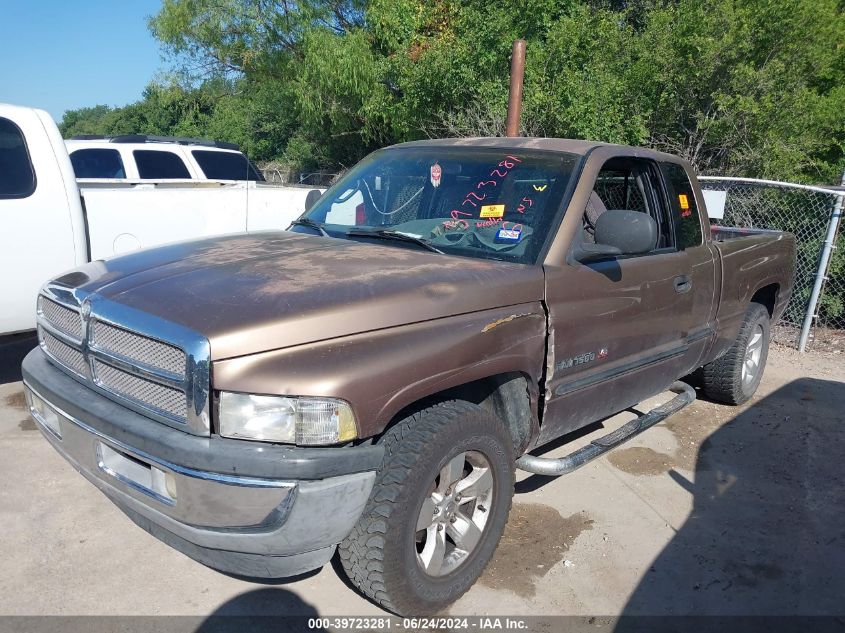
[257,162,340,187]
[699,177,845,353]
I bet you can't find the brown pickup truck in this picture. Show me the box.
[22,138,794,615]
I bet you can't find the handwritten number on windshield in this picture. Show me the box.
[517,197,533,214]
[450,155,523,220]
[462,191,487,208]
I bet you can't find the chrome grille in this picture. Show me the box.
[39,327,87,376]
[90,320,186,377]
[38,296,83,341]
[93,360,188,420]
[35,287,210,435]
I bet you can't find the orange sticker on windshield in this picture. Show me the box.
[678,194,690,210]
[479,204,505,218]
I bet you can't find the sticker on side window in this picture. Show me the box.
[678,193,692,217]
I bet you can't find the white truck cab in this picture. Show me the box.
[0,103,321,336]
[1,105,87,336]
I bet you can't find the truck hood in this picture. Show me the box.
[68,231,545,360]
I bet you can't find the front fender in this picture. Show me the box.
[212,303,547,439]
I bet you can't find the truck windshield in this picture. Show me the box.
[304,147,580,264]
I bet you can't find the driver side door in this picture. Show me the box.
[539,154,697,445]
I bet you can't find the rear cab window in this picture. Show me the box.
[70,148,126,178]
[660,162,703,248]
[191,150,264,181]
[0,117,36,198]
[133,150,191,179]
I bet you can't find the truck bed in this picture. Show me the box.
[80,183,317,261]
[709,226,796,359]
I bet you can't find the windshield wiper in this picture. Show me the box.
[346,228,444,254]
[289,218,329,237]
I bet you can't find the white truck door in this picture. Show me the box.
[0,105,84,335]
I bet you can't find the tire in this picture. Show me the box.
[701,302,770,405]
[338,401,515,615]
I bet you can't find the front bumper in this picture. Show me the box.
[22,349,381,578]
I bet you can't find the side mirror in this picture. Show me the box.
[594,210,657,256]
[305,189,323,212]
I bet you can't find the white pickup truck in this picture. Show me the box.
[0,103,320,336]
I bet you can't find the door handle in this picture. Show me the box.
[674,275,692,294]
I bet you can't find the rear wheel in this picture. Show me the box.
[701,302,770,404]
[338,401,514,615]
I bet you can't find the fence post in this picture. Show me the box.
[798,169,845,352]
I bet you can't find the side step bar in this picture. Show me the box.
[516,381,696,477]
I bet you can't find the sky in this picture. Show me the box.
[0,0,166,123]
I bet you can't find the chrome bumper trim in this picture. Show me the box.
[26,378,376,561]
[25,380,291,490]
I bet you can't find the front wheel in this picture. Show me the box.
[701,302,771,405]
[338,401,514,615]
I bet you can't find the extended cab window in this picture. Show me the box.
[70,148,126,179]
[661,162,703,248]
[133,150,191,179]
[192,150,264,181]
[0,117,36,198]
[582,158,674,251]
[304,147,580,265]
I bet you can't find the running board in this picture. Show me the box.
[516,381,696,477]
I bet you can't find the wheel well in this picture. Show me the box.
[379,373,536,455]
[751,283,779,318]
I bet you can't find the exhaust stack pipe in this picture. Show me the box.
[505,39,526,138]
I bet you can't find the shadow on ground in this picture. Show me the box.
[0,333,37,385]
[195,587,324,632]
[617,378,845,625]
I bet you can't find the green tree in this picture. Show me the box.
[59,105,114,137]
[60,0,844,183]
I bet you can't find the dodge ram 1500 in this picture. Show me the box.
[22,138,795,615]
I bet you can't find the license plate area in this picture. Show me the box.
[96,442,177,506]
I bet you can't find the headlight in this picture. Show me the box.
[218,392,358,446]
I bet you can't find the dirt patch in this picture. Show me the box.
[479,503,593,598]
[607,447,675,476]
[604,401,725,476]
[18,418,37,431]
[4,390,27,411]
[662,404,724,472]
